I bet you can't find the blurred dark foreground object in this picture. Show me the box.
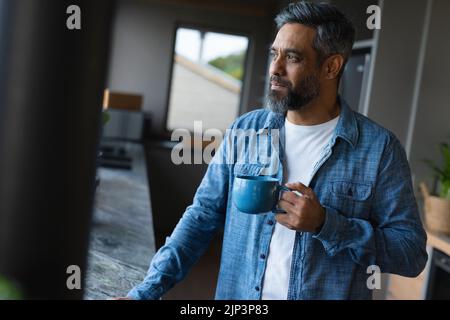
[0,0,114,299]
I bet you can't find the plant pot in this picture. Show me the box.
[420,182,450,236]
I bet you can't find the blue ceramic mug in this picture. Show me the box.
[232,175,291,214]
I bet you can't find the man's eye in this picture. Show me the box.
[287,55,299,62]
[270,51,278,59]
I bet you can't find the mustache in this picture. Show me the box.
[270,75,291,88]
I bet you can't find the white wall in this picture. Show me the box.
[365,0,429,146]
[365,0,450,193]
[409,0,450,193]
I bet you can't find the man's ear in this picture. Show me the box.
[323,54,345,80]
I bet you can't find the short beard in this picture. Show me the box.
[266,74,320,114]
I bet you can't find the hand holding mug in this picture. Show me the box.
[276,182,326,233]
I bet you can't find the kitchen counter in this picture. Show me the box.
[84,142,155,300]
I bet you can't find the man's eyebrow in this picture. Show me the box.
[285,48,303,56]
[269,47,303,56]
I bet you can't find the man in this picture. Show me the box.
[125,1,427,300]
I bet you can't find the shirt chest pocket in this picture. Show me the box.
[327,181,373,219]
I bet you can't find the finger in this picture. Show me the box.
[275,212,294,229]
[278,199,296,213]
[281,192,308,209]
[286,182,315,199]
[280,190,300,204]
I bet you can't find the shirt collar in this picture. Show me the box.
[262,96,359,148]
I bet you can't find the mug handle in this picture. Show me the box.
[273,185,291,214]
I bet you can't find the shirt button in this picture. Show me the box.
[267,220,274,225]
[260,254,266,259]
[255,286,260,291]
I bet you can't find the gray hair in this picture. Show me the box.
[275,1,355,70]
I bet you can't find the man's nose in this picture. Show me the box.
[269,54,286,77]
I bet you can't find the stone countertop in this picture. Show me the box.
[84,142,155,300]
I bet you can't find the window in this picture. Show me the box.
[166,27,249,132]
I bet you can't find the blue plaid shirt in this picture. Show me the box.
[128,99,427,300]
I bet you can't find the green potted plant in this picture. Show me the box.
[424,143,450,200]
[421,143,450,235]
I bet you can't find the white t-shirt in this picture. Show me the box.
[261,115,340,300]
